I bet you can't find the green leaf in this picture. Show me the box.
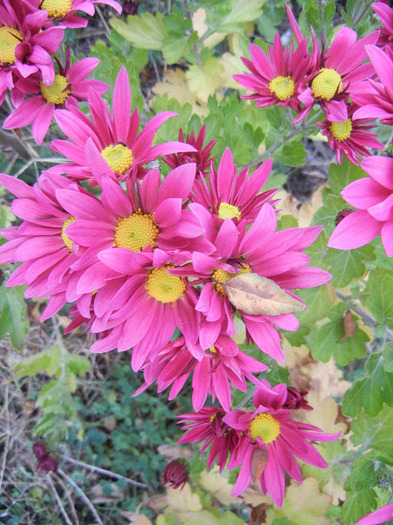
[311,188,349,236]
[362,269,393,329]
[342,353,393,417]
[325,243,375,288]
[384,342,393,372]
[110,12,167,50]
[275,141,307,167]
[341,489,377,525]
[0,285,28,351]
[65,353,91,377]
[163,31,198,65]
[350,404,393,457]
[307,302,369,365]
[189,453,207,475]
[215,0,266,32]
[14,345,61,377]
[328,156,367,195]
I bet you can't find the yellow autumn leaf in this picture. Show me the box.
[219,52,244,90]
[186,58,224,104]
[192,8,227,48]
[151,69,208,118]
[198,467,240,506]
[265,478,332,525]
[166,482,202,514]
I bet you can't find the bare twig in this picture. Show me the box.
[61,455,150,490]
[58,468,103,525]
[96,6,111,37]
[0,384,10,492]
[54,474,80,525]
[46,474,74,525]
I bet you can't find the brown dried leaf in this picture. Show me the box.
[250,448,268,483]
[337,310,357,342]
[120,511,153,525]
[224,273,306,316]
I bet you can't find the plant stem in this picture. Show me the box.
[46,474,73,525]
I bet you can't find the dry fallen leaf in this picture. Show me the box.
[198,467,240,506]
[120,511,153,525]
[165,482,202,513]
[224,273,306,316]
[337,310,357,342]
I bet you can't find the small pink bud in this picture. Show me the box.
[163,459,189,490]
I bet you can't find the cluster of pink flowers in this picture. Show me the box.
[235,4,393,259]
[178,382,339,506]
[0,0,121,142]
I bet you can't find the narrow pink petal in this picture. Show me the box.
[113,67,131,143]
[328,210,382,250]
[381,220,393,257]
[341,178,390,209]
[361,156,393,190]
[355,502,393,525]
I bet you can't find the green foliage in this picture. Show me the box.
[0,284,28,351]
[110,12,167,50]
[362,269,393,330]
[307,302,369,365]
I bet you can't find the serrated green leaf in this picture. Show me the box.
[344,455,380,492]
[311,189,349,236]
[342,353,393,417]
[0,285,28,351]
[351,404,393,457]
[328,157,367,195]
[110,12,167,50]
[362,269,393,329]
[325,243,375,288]
[65,353,91,377]
[14,345,61,377]
[307,303,369,365]
[341,489,377,525]
[189,453,207,475]
[275,141,306,167]
[215,0,265,32]
[163,31,198,65]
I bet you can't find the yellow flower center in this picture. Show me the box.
[311,68,343,101]
[211,264,250,296]
[249,413,280,444]
[61,217,77,252]
[40,0,72,18]
[114,210,159,252]
[209,345,217,354]
[268,75,295,101]
[101,144,134,174]
[146,264,186,304]
[0,26,24,65]
[218,202,241,220]
[40,74,71,105]
[330,118,352,141]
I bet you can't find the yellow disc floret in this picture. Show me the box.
[114,210,159,252]
[218,202,241,220]
[40,0,72,18]
[40,74,71,105]
[146,264,186,304]
[311,68,342,101]
[330,118,352,142]
[212,264,250,296]
[101,144,134,174]
[249,413,280,444]
[0,26,24,65]
[61,217,77,252]
[268,75,295,101]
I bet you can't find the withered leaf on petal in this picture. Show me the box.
[223,273,306,316]
[250,448,269,483]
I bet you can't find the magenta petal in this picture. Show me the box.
[154,198,181,227]
[192,361,208,412]
[361,156,393,190]
[341,178,390,209]
[328,210,382,250]
[113,67,131,143]
[355,502,393,525]
[381,220,393,257]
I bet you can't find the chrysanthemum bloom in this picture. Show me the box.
[134,334,267,412]
[0,172,86,320]
[55,164,207,298]
[191,147,277,226]
[179,203,331,356]
[317,102,383,164]
[373,2,393,51]
[352,45,393,126]
[328,155,393,257]
[163,124,216,178]
[292,24,377,122]
[163,459,189,490]
[233,35,312,112]
[0,0,64,98]
[223,382,340,506]
[50,67,197,182]
[355,502,393,525]
[177,407,240,472]
[81,250,202,372]
[3,50,108,144]
[34,0,122,29]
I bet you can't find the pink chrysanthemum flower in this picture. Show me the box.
[352,45,393,125]
[178,203,331,356]
[55,164,207,296]
[317,102,383,164]
[49,67,197,182]
[292,23,377,122]
[233,35,312,112]
[34,0,122,29]
[191,147,277,226]
[134,334,267,412]
[223,382,340,506]
[177,407,240,473]
[373,1,393,51]
[0,0,64,104]
[163,124,216,178]
[3,49,109,144]
[163,459,189,490]
[355,502,393,525]
[0,172,86,320]
[79,250,202,372]
[328,155,393,257]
